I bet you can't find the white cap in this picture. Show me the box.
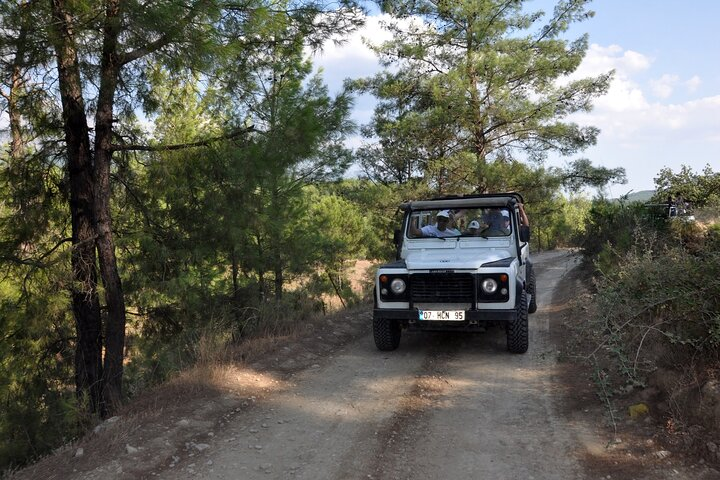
[437,210,451,218]
[468,220,480,229]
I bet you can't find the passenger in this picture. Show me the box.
[465,220,481,236]
[480,209,509,236]
[502,212,511,231]
[410,210,461,238]
[498,203,530,231]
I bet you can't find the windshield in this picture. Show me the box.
[407,208,512,239]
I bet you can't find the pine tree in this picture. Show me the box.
[3,0,364,414]
[357,0,612,192]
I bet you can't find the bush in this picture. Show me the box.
[0,265,87,471]
[584,243,720,422]
[668,217,707,253]
[707,223,720,252]
[579,199,667,268]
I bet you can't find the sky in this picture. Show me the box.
[311,0,720,197]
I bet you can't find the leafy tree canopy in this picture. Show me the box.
[653,164,720,207]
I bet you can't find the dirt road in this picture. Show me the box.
[155,250,592,479]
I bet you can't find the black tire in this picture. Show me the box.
[507,290,529,354]
[527,265,537,314]
[373,316,401,351]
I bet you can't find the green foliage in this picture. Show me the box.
[578,198,667,267]
[305,188,368,266]
[322,179,431,260]
[561,158,627,193]
[653,164,720,207]
[707,223,720,252]
[580,168,720,414]
[589,246,720,388]
[0,139,81,470]
[0,254,87,469]
[1,0,366,469]
[355,0,613,192]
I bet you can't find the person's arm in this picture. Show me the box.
[409,215,423,237]
[450,209,466,228]
[518,203,530,227]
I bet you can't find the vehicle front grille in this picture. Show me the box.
[410,273,474,303]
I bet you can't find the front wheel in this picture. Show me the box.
[507,290,529,354]
[373,316,401,351]
[527,265,537,314]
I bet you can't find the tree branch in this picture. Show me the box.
[110,125,255,152]
[118,1,205,65]
[0,236,73,268]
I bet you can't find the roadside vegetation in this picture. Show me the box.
[574,164,720,445]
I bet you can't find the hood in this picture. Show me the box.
[404,247,515,270]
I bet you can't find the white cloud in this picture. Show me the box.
[650,74,679,99]
[310,13,428,74]
[568,44,653,114]
[685,75,702,93]
[550,42,719,193]
[581,92,720,146]
[312,14,394,63]
[574,44,652,78]
[569,44,720,154]
[308,14,398,95]
[595,76,649,112]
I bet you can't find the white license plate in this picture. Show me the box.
[418,310,465,321]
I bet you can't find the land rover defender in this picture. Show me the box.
[373,193,536,353]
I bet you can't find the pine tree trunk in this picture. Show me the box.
[6,3,27,161]
[8,66,23,161]
[274,266,283,300]
[49,0,104,415]
[231,248,241,328]
[95,0,127,413]
[8,17,26,183]
[465,35,487,192]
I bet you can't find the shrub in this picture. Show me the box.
[587,245,720,397]
[707,223,720,252]
[668,217,706,253]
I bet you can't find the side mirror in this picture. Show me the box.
[519,225,531,242]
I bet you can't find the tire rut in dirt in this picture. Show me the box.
[366,335,463,480]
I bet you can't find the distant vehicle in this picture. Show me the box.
[372,193,536,353]
[644,201,695,221]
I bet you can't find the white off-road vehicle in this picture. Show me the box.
[373,193,536,353]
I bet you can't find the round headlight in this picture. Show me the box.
[390,278,406,294]
[481,278,498,294]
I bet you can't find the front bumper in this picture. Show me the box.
[373,308,516,331]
